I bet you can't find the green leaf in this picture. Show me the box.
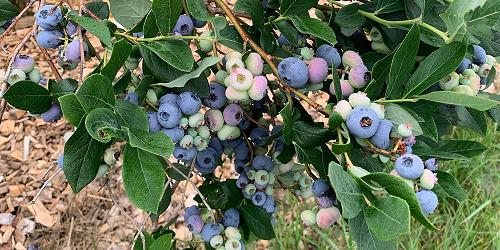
[3,81,52,114]
[143,12,159,38]
[49,79,78,100]
[454,106,488,136]
[154,184,173,217]
[217,26,244,52]
[64,120,109,193]
[384,103,423,136]
[292,121,333,147]
[239,205,275,240]
[187,0,211,21]
[152,0,182,35]
[328,112,344,131]
[110,0,151,30]
[140,46,184,82]
[362,173,437,230]
[437,140,488,158]
[140,40,194,72]
[365,52,394,99]
[331,125,353,154]
[76,74,115,112]
[133,231,154,250]
[434,171,467,202]
[332,69,342,101]
[58,94,86,126]
[294,144,333,179]
[273,20,299,46]
[153,57,220,88]
[279,103,298,145]
[280,0,317,16]
[386,24,419,99]
[364,196,411,241]
[412,140,469,161]
[403,42,467,97]
[234,0,264,27]
[68,14,113,48]
[100,39,133,81]
[370,0,404,15]
[113,71,132,94]
[84,1,110,19]
[115,99,149,132]
[349,213,397,250]
[289,16,337,45]
[335,3,366,29]
[0,0,18,20]
[85,108,122,143]
[122,144,166,213]
[328,162,366,219]
[419,113,438,141]
[149,234,172,250]
[439,0,486,40]
[468,0,500,30]
[417,91,499,111]
[126,128,174,157]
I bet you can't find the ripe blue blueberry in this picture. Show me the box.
[13,54,35,73]
[312,179,331,197]
[208,137,223,156]
[369,119,392,149]
[223,103,244,126]
[191,17,207,28]
[41,104,62,122]
[124,92,139,105]
[262,195,276,213]
[278,57,309,88]
[316,195,336,208]
[36,30,63,49]
[222,208,240,228]
[158,93,179,106]
[201,223,224,242]
[472,45,486,65]
[196,147,218,174]
[316,44,341,68]
[184,205,200,219]
[456,58,472,73]
[252,155,273,171]
[252,191,267,206]
[186,214,204,233]
[173,14,194,35]
[308,57,329,84]
[177,92,201,115]
[147,111,162,132]
[57,54,78,70]
[203,82,226,109]
[395,153,425,179]
[64,40,89,64]
[250,127,268,147]
[174,145,197,162]
[157,102,182,128]
[236,173,249,189]
[65,22,78,37]
[416,190,438,215]
[35,5,63,30]
[57,154,64,169]
[346,107,381,138]
[234,141,250,161]
[424,158,438,172]
[161,126,185,143]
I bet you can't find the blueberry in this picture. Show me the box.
[424,158,438,172]
[12,54,35,73]
[210,235,224,248]
[371,41,392,54]
[174,145,197,162]
[36,30,63,49]
[236,173,249,189]
[188,112,204,128]
[395,153,424,179]
[204,109,224,131]
[177,92,201,115]
[230,68,253,91]
[342,51,363,68]
[317,195,336,208]
[196,147,218,173]
[301,47,314,60]
[64,40,89,64]
[157,102,182,128]
[221,138,244,149]
[41,104,62,122]
[208,137,223,156]
[250,127,268,147]
[203,82,226,109]
[28,68,42,83]
[225,86,249,102]
[217,124,241,141]
[7,69,26,85]
[235,160,248,173]
[222,208,240,228]
[456,58,472,73]
[225,58,245,72]
[225,239,242,250]
[348,91,371,107]
[439,72,460,90]
[308,57,329,84]
[35,5,63,30]
[201,223,223,242]
[245,52,264,76]
[316,44,341,68]
[173,14,194,35]
[315,207,340,229]
[370,103,385,119]
[186,214,204,233]
[369,119,392,149]
[224,227,241,240]
[57,154,64,169]
[419,169,437,190]
[334,100,353,120]
[147,111,162,132]
[57,54,78,70]
[346,106,381,138]
[261,195,276,213]
[278,57,309,88]
[161,126,184,143]
[223,103,244,126]
[478,63,491,78]
[312,179,331,197]
[158,93,179,106]
[65,22,79,37]
[370,27,383,42]
[124,92,139,105]
[472,45,486,65]
[252,155,273,171]
[301,210,317,225]
[348,64,370,88]
[416,190,438,215]
[234,141,249,161]
[215,70,229,83]
[191,17,207,28]
[184,205,200,219]
[251,191,267,206]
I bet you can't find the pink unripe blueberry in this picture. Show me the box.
[329,79,354,97]
[308,57,329,84]
[245,52,264,75]
[223,103,244,126]
[300,210,317,225]
[419,169,437,190]
[248,75,268,101]
[230,67,253,91]
[397,123,413,137]
[334,100,353,120]
[348,91,371,107]
[316,206,341,229]
[348,64,370,88]
[342,50,363,68]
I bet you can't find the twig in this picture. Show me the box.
[32,37,63,81]
[82,6,101,20]
[364,139,398,161]
[0,0,38,45]
[66,216,75,249]
[242,110,267,129]
[29,167,62,204]
[77,0,85,84]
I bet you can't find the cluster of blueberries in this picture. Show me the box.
[184,205,244,250]
[438,44,497,95]
[300,179,341,229]
[35,4,90,70]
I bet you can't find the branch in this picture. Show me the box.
[0,0,38,45]
[212,0,331,116]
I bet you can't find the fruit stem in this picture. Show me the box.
[213,0,331,116]
[375,98,417,103]
[365,139,398,161]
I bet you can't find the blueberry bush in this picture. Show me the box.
[1,0,499,249]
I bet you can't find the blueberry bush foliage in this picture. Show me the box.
[1,0,499,249]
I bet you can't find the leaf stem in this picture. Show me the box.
[375,98,417,103]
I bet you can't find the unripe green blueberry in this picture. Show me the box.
[254,146,268,155]
[419,169,437,190]
[210,235,224,248]
[188,127,198,137]
[390,169,414,189]
[371,41,391,54]
[334,100,353,120]
[472,64,480,73]
[230,67,253,91]
[96,164,109,178]
[268,172,276,185]
[301,210,317,225]
[180,117,189,129]
[247,170,256,180]
[226,51,243,61]
[104,149,118,165]
[199,31,213,52]
[348,92,371,107]
[197,125,211,139]
[316,206,341,229]
[225,86,249,102]
[299,175,312,187]
[215,246,225,250]
[7,69,26,85]
[300,47,314,60]
[255,170,270,185]
[397,123,413,137]
[301,186,313,198]
[439,72,460,90]
[225,238,242,250]
[180,135,194,148]
[452,85,474,96]
[224,75,232,88]
[193,135,205,147]
[245,52,264,75]
[216,70,229,84]
[196,138,209,151]
[244,183,256,195]
[265,185,274,195]
[278,161,294,173]
[478,63,491,78]
[189,113,204,128]
[225,58,244,72]
[217,124,241,140]
[370,27,383,42]
[485,55,496,66]
[370,103,385,119]
[28,68,42,83]
[224,227,241,240]
[146,89,158,106]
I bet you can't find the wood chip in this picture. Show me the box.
[26,201,56,228]
[0,213,14,226]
